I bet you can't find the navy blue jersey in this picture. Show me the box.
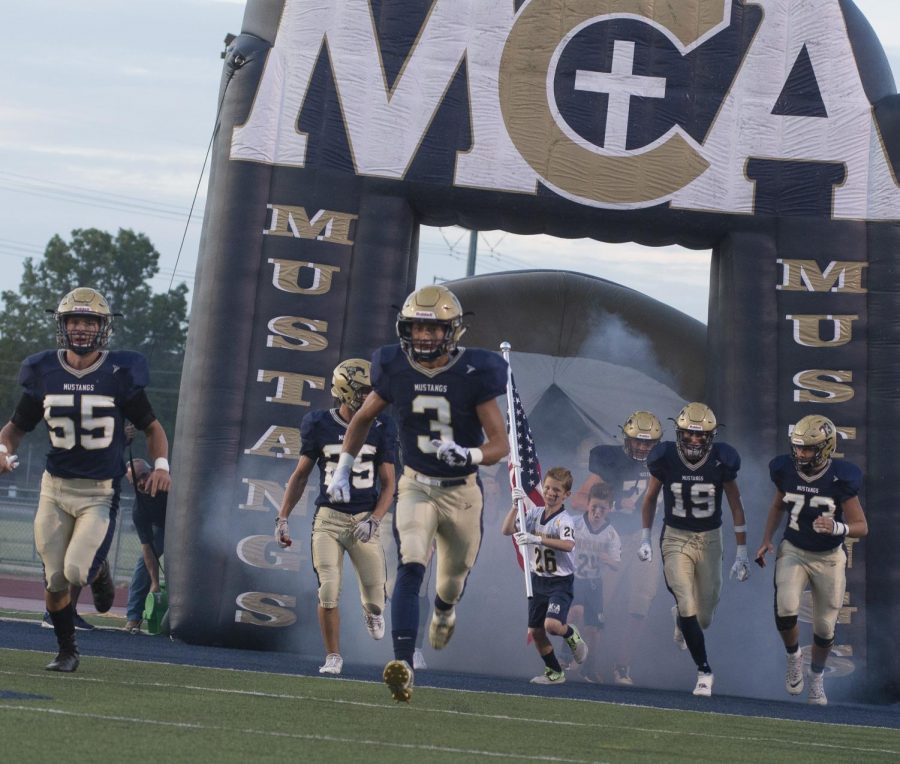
[647,441,741,532]
[300,408,397,514]
[589,444,652,533]
[371,344,507,478]
[18,350,148,480]
[769,454,862,552]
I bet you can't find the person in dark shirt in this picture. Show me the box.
[328,285,509,702]
[0,287,171,672]
[638,402,748,697]
[275,358,397,676]
[124,457,167,634]
[756,414,867,706]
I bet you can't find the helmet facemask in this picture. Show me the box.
[676,429,714,463]
[790,415,837,475]
[396,285,466,363]
[673,402,717,464]
[621,410,662,462]
[55,288,113,356]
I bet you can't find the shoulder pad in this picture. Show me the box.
[832,459,863,495]
[769,453,792,481]
[715,442,741,473]
[17,350,56,387]
[108,350,150,387]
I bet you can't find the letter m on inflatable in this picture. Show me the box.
[169,0,900,700]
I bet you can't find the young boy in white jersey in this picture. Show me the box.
[569,482,621,682]
[502,467,588,684]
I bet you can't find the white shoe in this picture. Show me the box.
[530,668,565,684]
[564,625,588,665]
[429,607,456,650]
[613,665,633,686]
[786,650,804,696]
[364,611,385,640]
[383,659,414,702]
[413,648,427,670]
[319,653,343,675]
[807,670,827,705]
[692,671,714,697]
[672,606,687,651]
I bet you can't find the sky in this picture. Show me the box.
[2,1,898,325]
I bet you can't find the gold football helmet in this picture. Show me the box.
[621,410,662,462]
[790,414,837,474]
[674,402,717,463]
[331,358,372,411]
[396,284,466,361]
[55,287,113,355]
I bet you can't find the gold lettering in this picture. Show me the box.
[257,370,325,406]
[236,535,302,572]
[268,258,341,295]
[786,314,857,348]
[793,370,854,403]
[234,591,297,627]
[265,204,357,245]
[777,259,867,293]
[267,316,328,351]
[244,425,301,459]
[239,478,287,512]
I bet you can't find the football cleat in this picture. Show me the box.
[672,606,687,650]
[564,625,588,665]
[73,612,95,631]
[692,671,714,697]
[319,653,343,675]
[530,668,565,685]
[429,607,456,650]
[807,671,827,706]
[383,659,414,702]
[613,665,634,686]
[364,611,385,640]
[413,648,427,670]
[46,649,80,673]
[785,650,804,695]
[90,559,115,613]
[41,612,53,629]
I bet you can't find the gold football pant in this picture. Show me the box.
[34,471,116,593]
[775,538,846,640]
[395,469,483,606]
[311,506,386,611]
[661,525,723,629]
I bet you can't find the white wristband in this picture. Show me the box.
[832,520,849,536]
[337,451,356,470]
[733,524,747,533]
[468,447,484,465]
[0,444,7,454]
[153,457,170,473]
[641,528,651,544]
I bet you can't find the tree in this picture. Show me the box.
[0,228,189,454]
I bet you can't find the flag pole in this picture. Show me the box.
[501,341,533,598]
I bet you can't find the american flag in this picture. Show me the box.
[507,373,544,507]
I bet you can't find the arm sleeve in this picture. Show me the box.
[11,393,44,432]
[121,390,157,431]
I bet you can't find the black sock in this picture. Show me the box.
[541,650,562,673]
[786,643,800,655]
[562,626,574,639]
[391,629,416,665]
[49,603,77,652]
[434,595,453,612]
[810,664,826,674]
[678,614,710,672]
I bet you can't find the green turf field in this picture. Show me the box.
[1,649,899,763]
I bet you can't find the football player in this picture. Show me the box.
[637,402,748,697]
[755,415,867,706]
[0,287,171,672]
[327,285,509,702]
[502,467,588,684]
[568,481,621,683]
[275,358,397,676]
[569,410,662,685]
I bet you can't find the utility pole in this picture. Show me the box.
[466,230,478,276]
